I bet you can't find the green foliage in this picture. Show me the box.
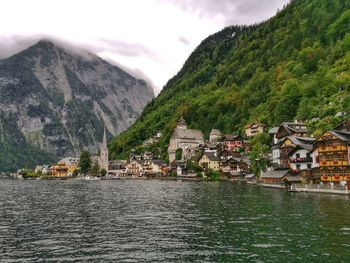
[100,168,107,177]
[110,0,350,160]
[90,162,100,176]
[186,160,203,173]
[207,169,220,181]
[175,148,183,161]
[79,151,92,175]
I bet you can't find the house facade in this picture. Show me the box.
[313,130,350,184]
[222,134,243,152]
[245,122,265,137]
[199,152,220,171]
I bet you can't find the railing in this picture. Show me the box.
[290,157,312,163]
[291,184,348,191]
[319,160,348,167]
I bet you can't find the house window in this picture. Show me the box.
[306,153,311,158]
[296,153,300,158]
[307,164,312,169]
[296,164,301,170]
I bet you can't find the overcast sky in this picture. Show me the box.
[0,0,289,93]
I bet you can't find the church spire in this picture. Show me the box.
[99,126,109,171]
[102,126,107,149]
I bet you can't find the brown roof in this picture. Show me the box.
[222,134,242,141]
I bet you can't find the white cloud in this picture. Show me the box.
[0,0,289,92]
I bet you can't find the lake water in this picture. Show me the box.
[0,179,350,262]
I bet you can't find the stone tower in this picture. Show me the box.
[99,127,109,171]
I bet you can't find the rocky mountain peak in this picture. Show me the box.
[0,40,154,171]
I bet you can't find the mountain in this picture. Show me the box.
[0,40,154,171]
[110,0,350,160]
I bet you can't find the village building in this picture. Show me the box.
[108,160,127,176]
[260,169,290,185]
[269,127,280,164]
[199,152,220,171]
[51,157,79,177]
[222,134,244,152]
[209,128,222,143]
[289,145,313,173]
[278,136,315,166]
[143,159,166,177]
[275,121,309,140]
[243,140,253,152]
[126,160,144,177]
[245,174,257,184]
[170,160,187,175]
[219,149,242,161]
[220,157,249,177]
[313,130,350,184]
[245,122,265,137]
[168,117,204,163]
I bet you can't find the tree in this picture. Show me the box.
[72,169,78,177]
[100,168,107,177]
[175,148,183,160]
[90,162,100,177]
[79,150,92,175]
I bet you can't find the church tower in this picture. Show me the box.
[99,127,109,171]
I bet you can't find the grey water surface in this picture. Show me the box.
[0,179,350,262]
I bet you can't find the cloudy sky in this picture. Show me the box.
[0,0,289,93]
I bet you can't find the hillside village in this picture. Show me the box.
[14,115,350,193]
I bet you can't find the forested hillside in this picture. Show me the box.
[110,0,350,160]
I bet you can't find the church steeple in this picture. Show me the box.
[176,116,187,129]
[99,126,109,171]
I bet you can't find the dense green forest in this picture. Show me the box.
[110,0,350,160]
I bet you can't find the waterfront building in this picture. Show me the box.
[269,127,280,165]
[126,160,144,177]
[220,158,247,177]
[288,144,314,181]
[245,122,265,137]
[278,136,315,166]
[260,169,290,185]
[168,117,204,163]
[313,130,350,184]
[51,157,79,177]
[199,152,220,171]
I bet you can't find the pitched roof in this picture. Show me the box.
[261,169,289,179]
[222,134,242,141]
[329,130,350,141]
[283,176,303,182]
[202,152,220,161]
[281,136,315,151]
[152,159,166,166]
[277,122,309,136]
[171,128,204,140]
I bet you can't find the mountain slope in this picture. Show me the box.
[110,0,350,160]
[0,40,154,171]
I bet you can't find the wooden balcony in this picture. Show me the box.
[319,146,330,153]
[319,160,348,167]
[328,145,347,152]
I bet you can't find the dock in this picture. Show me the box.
[290,184,350,195]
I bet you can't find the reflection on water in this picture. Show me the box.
[0,180,350,262]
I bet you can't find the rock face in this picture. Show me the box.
[0,40,154,171]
